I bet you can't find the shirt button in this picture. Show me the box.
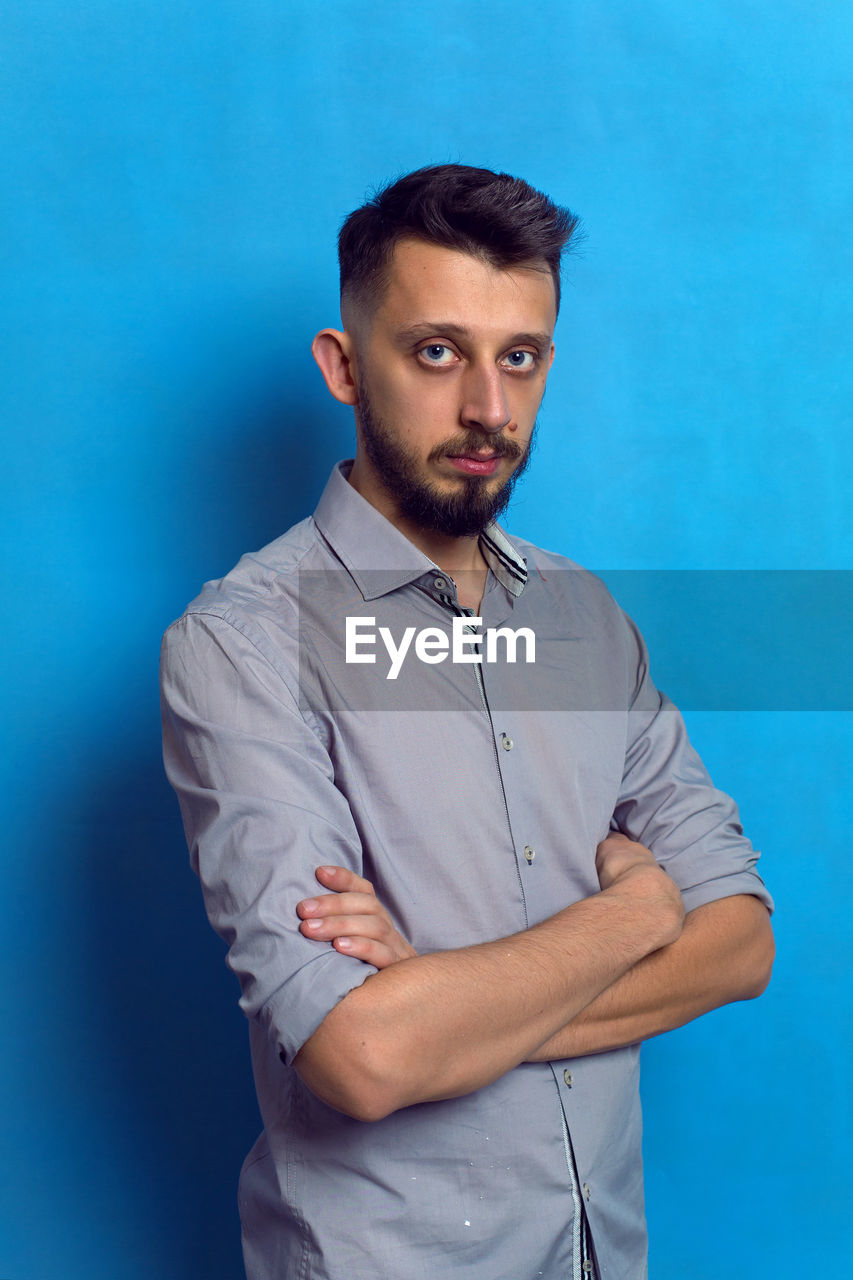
[433,576,447,590]
[583,1182,591,1201]
[523,846,535,864]
[582,1262,594,1274]
[563,1069,573,1088]
[501,734,514,750]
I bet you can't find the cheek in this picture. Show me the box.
[372,374,458,438]
[508,380,546,427]
[364,367,421,419]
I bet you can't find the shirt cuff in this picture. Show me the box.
[257,947,379,1065]
[679,872,774,916]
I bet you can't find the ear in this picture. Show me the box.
[312,328,359,406]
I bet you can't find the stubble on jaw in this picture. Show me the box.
[355,380,537,539]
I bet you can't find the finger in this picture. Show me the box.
[314,865,376,895]
[332,935,412,969]
[300,913,393,942]
[297,891,386,920]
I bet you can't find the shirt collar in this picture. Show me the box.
[313,461,528,603]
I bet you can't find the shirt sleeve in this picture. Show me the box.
[160,608,378,1065]
[612,612,774,915]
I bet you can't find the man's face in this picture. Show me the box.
[348,239,557,539]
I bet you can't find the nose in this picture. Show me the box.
[460,362,511,434]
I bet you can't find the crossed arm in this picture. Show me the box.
[293,837,774,1121]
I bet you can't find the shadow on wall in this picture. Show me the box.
[170,364,349,588]
[79,380,347,1274]
[83,752,257,1275]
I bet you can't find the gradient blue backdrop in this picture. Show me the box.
[2,3,851,1277]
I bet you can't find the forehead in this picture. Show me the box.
[373,238,557,337]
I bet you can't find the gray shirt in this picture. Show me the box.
[160,460,772,1280]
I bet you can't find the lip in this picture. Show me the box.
[444,453,501,476]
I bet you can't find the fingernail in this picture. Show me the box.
[317,866,336,876]
[305,919,322,931]
[336,937,352,949]
[300,899,318,914]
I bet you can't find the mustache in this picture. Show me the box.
[428,432,524,462]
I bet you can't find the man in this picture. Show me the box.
[160,164,774,1279]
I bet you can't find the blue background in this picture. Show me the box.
[2,3,851,1276]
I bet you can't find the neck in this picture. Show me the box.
[346,461,490,609]
[401,523,487,578]
[348,459,489,572]
[377,502,491,611]
[395,519,492,611]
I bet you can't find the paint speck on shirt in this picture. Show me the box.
[464,1220,471,1228]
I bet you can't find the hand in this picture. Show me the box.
[596,832,685,945]
[297,865,418,969]
[595,832,661,889]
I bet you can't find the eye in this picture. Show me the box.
[501,350,537,372]
[418,343,457,366]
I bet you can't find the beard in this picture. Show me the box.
[356,381,536,539]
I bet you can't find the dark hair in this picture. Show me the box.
[338,163,580,315]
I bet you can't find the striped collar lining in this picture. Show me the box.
[479,525,528,597]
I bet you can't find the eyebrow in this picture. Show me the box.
[394,322,553,353]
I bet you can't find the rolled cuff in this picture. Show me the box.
[258,947,379,1065]
[679,870,774,916]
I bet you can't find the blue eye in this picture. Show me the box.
[502,350,536,371]
[420,344,455,364]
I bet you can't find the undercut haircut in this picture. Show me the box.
[338,163,581,317]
